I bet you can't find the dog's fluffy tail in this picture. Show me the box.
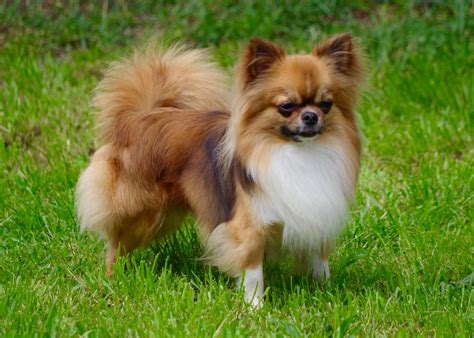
[76,145,116,235]
[93,44,230,144]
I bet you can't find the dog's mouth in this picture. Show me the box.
[280,126,322,141]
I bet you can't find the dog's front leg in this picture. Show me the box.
[206,201,266,307]
[312,254,330,283]
[238,262,264,307]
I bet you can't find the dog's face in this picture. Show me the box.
[236,34,364,143]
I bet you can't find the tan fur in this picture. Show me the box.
[221,34,365,274]
[77,44,231,273]
[76,35,366,290]
[205,186,267,275]
[227,36,365,195]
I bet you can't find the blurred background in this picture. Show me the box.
[2,1,471,64]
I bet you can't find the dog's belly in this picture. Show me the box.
[249,142,356,253]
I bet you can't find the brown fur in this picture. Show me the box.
[77,35,365,280]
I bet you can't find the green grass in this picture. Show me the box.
[1,1,473,336]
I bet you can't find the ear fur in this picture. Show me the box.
[313,33,362,79]
[241,38,285,87]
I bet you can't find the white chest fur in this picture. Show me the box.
[249,141,357,253]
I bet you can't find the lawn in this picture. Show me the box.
[1,1,472,336]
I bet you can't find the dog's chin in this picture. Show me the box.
[295,133,321,142]
[280,126,322,143]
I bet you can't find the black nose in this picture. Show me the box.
[302,111,318,126]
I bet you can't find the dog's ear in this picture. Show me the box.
[241,38,285,86]
[313,33,362,78]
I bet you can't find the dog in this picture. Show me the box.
[76,33,365,306]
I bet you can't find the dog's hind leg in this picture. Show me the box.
[105,209,168,276]
[77,145,174,275]
[106,239,119,276]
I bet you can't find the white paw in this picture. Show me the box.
[245,292,263,309]
[238,264,264,308]
[312,256,330,283]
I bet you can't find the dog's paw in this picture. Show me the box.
[238,264,264,309]
[312,256,330,284]
[245,292,263,309]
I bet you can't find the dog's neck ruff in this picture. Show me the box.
[248,140,357,253]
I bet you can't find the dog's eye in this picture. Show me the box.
[319,100,333,113]
[277,102,297,117]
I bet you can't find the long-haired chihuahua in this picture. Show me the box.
[77,34,365,306]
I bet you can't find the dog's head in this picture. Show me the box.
[233,34,365,144]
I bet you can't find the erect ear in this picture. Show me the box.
[241,37,285,86]
[313,33,361,77]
